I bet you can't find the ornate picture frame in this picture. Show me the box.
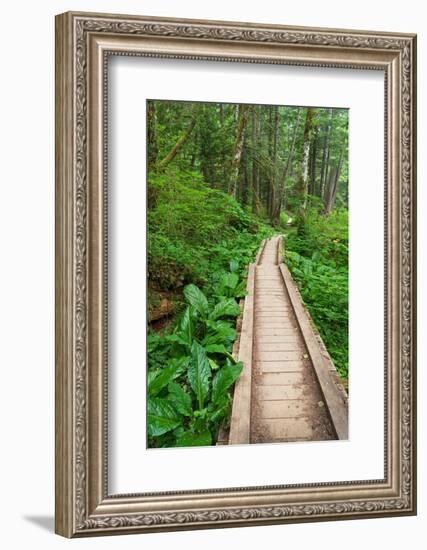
[55,11,416,537]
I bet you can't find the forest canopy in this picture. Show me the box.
[148,100,349,223]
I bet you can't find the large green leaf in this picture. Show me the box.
[211,362,243,405]
[183,284,208,316]
[205,343,236,364]
[209,298,240,320]
[167,382,193,417]
[188,341,211,409]
[222,272,239,290]
[166,333,190,347]
[174,306,194,345]
[148,360,185,397]
[208,358,220,371]
[203,320,236,346]
[147,398,181,437]
[229,259,239,273]
[208,394,230,423]
[147,369,160,388]
[176,430,212,447]
[205,343,228,354]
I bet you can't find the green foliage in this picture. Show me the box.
[148,170,271,292]
[209,299,241,320]
[285,208,348,380]
[147,397,181,437]
[167,382,193,416]
[184,285,209,316]
[147,278,244,448]
[146,101,349,446]
[211,362,243,405]
[146,172,270,448]
[188,341,212,409]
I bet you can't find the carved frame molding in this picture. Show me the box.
[55,11,416,537]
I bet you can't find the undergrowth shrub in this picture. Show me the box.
[147,170,274,447]
[285,208,348,380]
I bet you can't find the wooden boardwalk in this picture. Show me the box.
[228,236,348,446]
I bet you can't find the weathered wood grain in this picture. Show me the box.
[229,236,347,446]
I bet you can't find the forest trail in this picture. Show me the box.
[147,101,349,449]
[228,236,348,445]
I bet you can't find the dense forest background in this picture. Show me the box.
[148,101,348,223]
[147,100,349,448]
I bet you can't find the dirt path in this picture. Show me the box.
[249,236,336,443]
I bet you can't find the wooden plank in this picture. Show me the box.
[257,299,289,304]
[245,237,343,446]
[255,317,294,324]
[256,293,285,295]
[257,296,288,300]
[256,351,303,362]
[255,342,303,352]
[259,371,305,385]
[257,291,287,296]
[276,235,284,264]
[255,314,294,319]
[256,328,299,335]
[256,289,286,293]
[255,314,292,319]
[255,319,295,325]
[255,329,297,337]
[256,331,299,338]
[255,286,284,294]
[228,263,255,445]
[255,417,314,440]
[254,335,301,343]
[256,360,305,372]
[279,263,348,440]
[256,289,285,293]
[258,400,307,418]
[257,289,287,293]
[256,308,290,312]
[255,303,293,313]
[255,301,289,304]
[254,239,266,265]
[256,385,308,400]
[255,311,292,315]
[255,343,302,351]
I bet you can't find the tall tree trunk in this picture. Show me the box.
[324,145,344,214]
[241,146,250,206]
[309,131,317,196]
[147,101,158,171]
[251,106,259,214]
[219,103,224,125]
[270,108,302,226]
[320,108,333,199]
[190,128,198,169]
[157,104,199,171]
[297,108,316,217]
[268,106,280,222]
[229,104,250,197]
[219,104,227,189]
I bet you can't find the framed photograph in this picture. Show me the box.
[55,11,417,537]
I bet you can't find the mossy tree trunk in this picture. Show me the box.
[229,104,250,197]
[157,104,200,171]
[297,107,316,217]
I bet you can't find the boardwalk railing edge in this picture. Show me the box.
[277,236,349,440]
[228,262,256,445]
[254,238,267,265]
